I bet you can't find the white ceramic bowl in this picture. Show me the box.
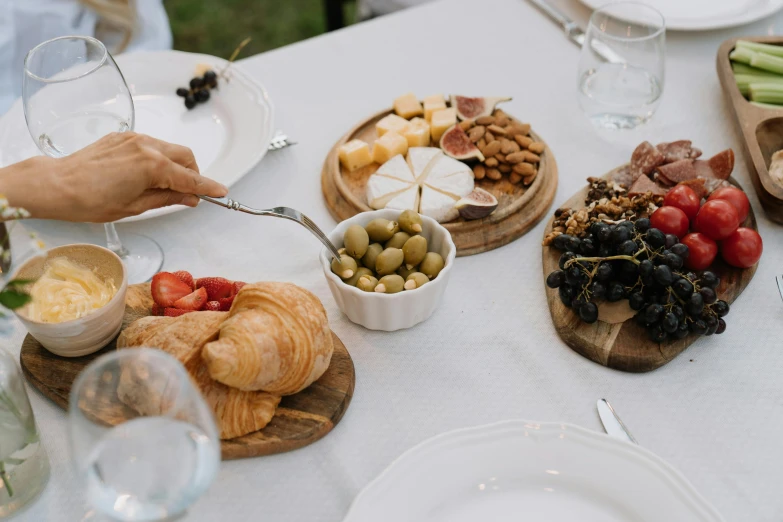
[321,209,456,331]
[13,244,129,357]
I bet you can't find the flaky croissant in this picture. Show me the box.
[201,282,334,395]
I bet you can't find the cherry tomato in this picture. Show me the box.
[708,186,750,223]
[681,233,718,270]
[650,206,690,238]
[663,185,701,221]
[721,227,763,268]
[693,199,739,240]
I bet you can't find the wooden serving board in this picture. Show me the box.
[322,107,558,256]
[20,284,355,460]
[717,36,783,224]
[542,168,758,372]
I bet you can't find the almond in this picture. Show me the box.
[484,157,499,167]
[476,115,495,125]
[501,140,520,155]
[509,172,523,184]
[523,170,538,186]
[495,153,506,163]
[513,162,536,176]
[514,135,533,148]
[468,125,486,142]
[459,119,474,131]
[484,130,495,143]
[505,151,527,164]
[487,124,506,136]
[498,163,512,173]
[482,140,502,157]
[523,151,541,163]
[477,138,487,150]
[473,164,486,180]
[486,168,502,181]
[495,115,510,127]
[505,124,529,138]
[528,141,545,154]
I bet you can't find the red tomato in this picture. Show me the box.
[650,206,690,238]
[721,227,763,268]
[693,200,739,240]
[663,185,701,221]
[708,187,750,223]
[681,233,718,270]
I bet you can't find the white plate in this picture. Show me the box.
[0,50,274,222]
[579,0,783,31]
[344,420,724,522]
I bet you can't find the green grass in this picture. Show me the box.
[165,0,355,58]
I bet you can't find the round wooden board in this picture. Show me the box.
[20,284,355,460]
[322,107,558,256]
[541,167,758,372]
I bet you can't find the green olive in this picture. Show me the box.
[375,248,404,276]
[385,231,411,250]
[361,243,383,270]
[402,235,428,268]
[375,274,404,294]
[398,209,423,235]
[356,275,379,292]
[331,254,358,280]
[419,252,445,279]
[397,264,419,279]
[345,267,373,287]
[404,272,430,290]
[343,225,369,259]
[365,218,399,242]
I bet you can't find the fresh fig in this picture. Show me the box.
[440,124,485,162]
[454,187,498,220]
[450,95,512,120]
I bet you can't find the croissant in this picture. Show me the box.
[202,282,333,395]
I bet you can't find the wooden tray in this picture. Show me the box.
[20,284,355,460]
[322,107,558,256]
[542,168,758,372]
[717,36,783,224]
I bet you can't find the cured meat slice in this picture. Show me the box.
[631,141,666,179]
[690,148,702,159]
[703,178,733,195]
[678,178,708,200]
[656,140,696,163]
[610,165,636,187]
[628,174,666,196]
[656,159,697,184]
[707,149,734,180]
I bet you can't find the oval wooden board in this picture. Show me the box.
[542,167,758,372]
[19,284,355,460]
[322,107,558,256]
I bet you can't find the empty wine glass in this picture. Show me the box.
[22,36,163,283]
[577,2,666,130]
[69,348,220,521]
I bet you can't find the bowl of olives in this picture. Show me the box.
[320,209,456,331]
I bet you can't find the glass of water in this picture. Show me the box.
[577,2,665,130]
[22,36,164,283]
[69,349,220,521]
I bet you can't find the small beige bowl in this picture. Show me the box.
[12,244,128,357]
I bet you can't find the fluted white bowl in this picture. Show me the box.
[321,209,456,331]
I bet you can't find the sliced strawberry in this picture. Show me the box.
[163,307,194,317]
[173,270,195,290]
[233,281,246,294]
[204,301,221,312]
[151,303,163,316]
[173,287,208,311]
[195,277,234,300]
[218,294,235,311]
[151,272,193,307]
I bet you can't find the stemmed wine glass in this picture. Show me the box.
[22,36,163,283]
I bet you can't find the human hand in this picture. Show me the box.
[0,132,228,222]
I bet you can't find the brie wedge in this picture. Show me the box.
[420,186,460,223]
[407,147,442,181]
[375,154,415,182]
[366,175,412,209]
[384,184,420,212]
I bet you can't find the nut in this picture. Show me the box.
[477,138,487,150]
[498,163,512,173]
[459,119,474,131]
[523,151,541,163]
[484,157,499,167]
[500,140,520,155]
[476,116,495,125]
[509,172,523,184]
[505,124,530,138]
[513,162,536,176]
[482,141,502,157]
[487,124,507,136]
[484,131,495,143]
[486,168,502,180]
[494,153,506,163]
[528,141,545,154]
[504,151,527,164]
[495,115,510,127]
[514,135,533,148]
[468,126,486,142]
[523,171,538,186]
[473,164,486,180]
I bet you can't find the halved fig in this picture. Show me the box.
[450,95,512,120]
[440,124,485,162]
[454,187,498,220]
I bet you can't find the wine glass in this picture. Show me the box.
[22,36,163,283]
[577,2,666,130]
[69,348,220,521]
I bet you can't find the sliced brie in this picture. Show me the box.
[366,176,414,209]
[406,147,442,181]
[375,154,415,182]
[419,185,459,223]
[384,184,420,212]
[425,155,472,182]
[425,172,474,200]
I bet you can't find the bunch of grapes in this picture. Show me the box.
[546,218,730,343]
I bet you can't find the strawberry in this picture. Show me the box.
[151,303,163,316]
[163,307,193,317]
[151,272,193,307]
[173,270,195,290]
[204,301,221,312]
[195,277,234,300]
[173,287,208,311]
[234,281,246,293]
[218,294,235,311]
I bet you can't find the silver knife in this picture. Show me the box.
[597,398,637,444]
[527,0,626,64]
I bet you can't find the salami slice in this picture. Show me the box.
[610,165,636,188]
[628,174,667,196]
[689,147,702,159]
[631,141,666,178]
[656,159,697,184]
[678,178,708,200]
[656,140,694,163]
[707,149,734,180]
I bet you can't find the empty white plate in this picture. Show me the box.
[0,50,274,222]
[344,420,724,522]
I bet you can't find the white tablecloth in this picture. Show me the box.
[4,0,783,520]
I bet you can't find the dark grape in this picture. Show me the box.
[619,260,638,275]
[690,320,708,335]
[646,228,666,249]
[565,267,582,285]
[673,278,694,299]
[617,240,638,256]
[607,281,625,302]
[629,292,645,311]
[699,287,717,304]
[664,234,678,249]
[638,259,654,278]
[176,87,189,97]
[648,325,667,343]
[559,252,576,270]
[713,300,730,318]
[195,88,210,102]
[579,238,597,256]
[685,293,704,316]
[565,236,582,252]
[595,263,613,282]
[716,318,727,334]
[705,315,719,335]
[671,243,689,259]
[203,70,218,86]
[184,95,196,109]
[673,322,690,339]
[662,312,678,333]
[546,271,565,288]
[552,234,572,251]
[672,305,685,321]
[653,265,674,286]
[635,218,651,233]
[571,296,587,309]
[664,252,683,269]
[559,286,574,306]
[596,225,613,243]
[618,220,635,230]
[611,226,631,244]
[644,304,664,324]
[579,302,599,323]
[700,271,719,289]
[190,77,204,89]
[685,272,698,281]
[598,243,612,257]
[590,281,607,299]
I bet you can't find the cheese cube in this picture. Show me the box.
[430,108,457,143]
[393,92,423,119]
[376,114,410,137]
[403,117,431,147]
[338,139,373,171]
[423,94,447,121]
[372,131,408,164]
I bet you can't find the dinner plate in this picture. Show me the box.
[578,0,783,31]
[0,50,274,223]
[343,420,724,521]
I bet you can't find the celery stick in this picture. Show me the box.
[750,52,783,74]
[736,74,783,96]
[751,101,783,109]
[730,47,756,64]
[749,82,783,104]
[732,62,780,77]
[736,40,783,58]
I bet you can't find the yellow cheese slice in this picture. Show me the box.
[376,114,410,138]
[430,108,457,142]
[393,93,423,119]
[338,139,373,172]
[372,131,408,164]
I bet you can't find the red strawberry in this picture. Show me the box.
[218,294,235,311]
[151,272,193,307]
[173,270,195,290]
[173,287,208,311]
[234,281,246,293]
[204,301,221,312]
[163,307,194,317]
[151,303,163,316]
[195,277,234,300]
